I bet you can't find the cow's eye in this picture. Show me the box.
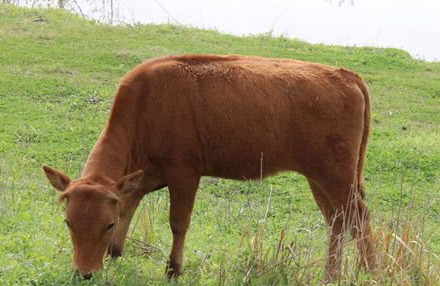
[107,223,115,231]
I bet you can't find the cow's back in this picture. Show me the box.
[118,55,367,181]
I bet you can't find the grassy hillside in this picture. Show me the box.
[0,4,439,285]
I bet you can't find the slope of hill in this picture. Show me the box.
[0,4,439,285]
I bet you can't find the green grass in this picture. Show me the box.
[1,4,439,285]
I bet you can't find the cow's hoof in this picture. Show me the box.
[165,262,183,281]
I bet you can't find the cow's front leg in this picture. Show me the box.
[108,190,145,257]
[166,171,200,279]
[109,172,165,258]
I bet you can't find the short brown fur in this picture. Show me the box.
[43,54,376,282]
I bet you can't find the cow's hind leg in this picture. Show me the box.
[307,179,344,282]
[350,191,377,271]
[325,180,376,273]
[165,169,200,279]
[312,176,376,282]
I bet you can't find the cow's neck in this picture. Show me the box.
[81,85,144,183]
[81,124,135,182]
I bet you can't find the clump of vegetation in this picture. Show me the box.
[0,4,439,285]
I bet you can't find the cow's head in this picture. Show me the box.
[42,165,143,278]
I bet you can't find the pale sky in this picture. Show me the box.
[113,0,439,60]
[19,0,440,61]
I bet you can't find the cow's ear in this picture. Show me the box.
[42,165,71,192]
[116,170,144,194]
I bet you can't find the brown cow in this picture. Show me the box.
[43,54,376,282]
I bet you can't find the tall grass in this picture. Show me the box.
[84,174,439,285]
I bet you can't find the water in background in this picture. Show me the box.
[18,0,440,61]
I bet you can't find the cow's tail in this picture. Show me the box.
[356,77,371,200]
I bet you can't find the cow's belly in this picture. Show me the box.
[201,135,300,180]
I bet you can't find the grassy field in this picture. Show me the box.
[1,4,439,285]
